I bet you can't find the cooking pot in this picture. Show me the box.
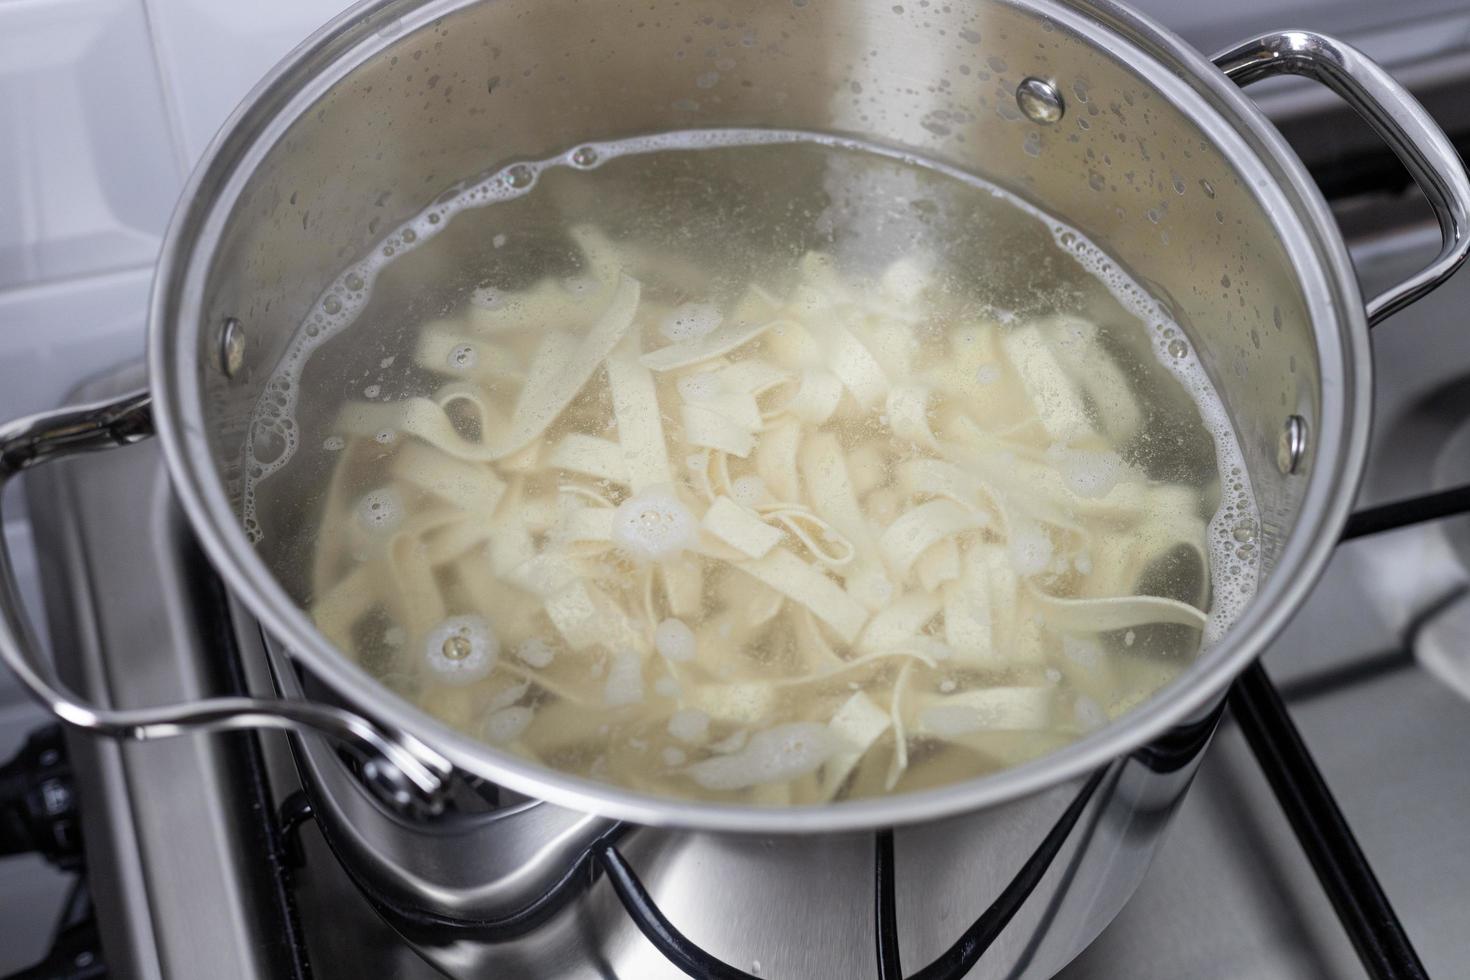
[3,0,1467,974]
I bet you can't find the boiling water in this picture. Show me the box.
[246,130,1260,805]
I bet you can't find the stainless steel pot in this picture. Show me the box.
[2,0,1468,973]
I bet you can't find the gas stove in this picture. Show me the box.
[6,3,1470,976]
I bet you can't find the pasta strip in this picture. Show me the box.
[977,543,1024,658]
[754,422,802,502]
[821,691,891,800]
[422,518,495,566]
[334,275,640,463]
[558,505,616,550]
[858,592,942,654]
[415,325,521,381]
[1084,484,1209,606]
[862,321,917,383]
[793,607,844,670]
[886,384,939,449]
[703,497,784,559]
[463,225,623,331]
[502,552,588,600]
[943,548,995,665]
[502,275,641,454]
[916,686,1054,735]
[732,548,870,645]
[311,565,375,650]
[721,571,786,626]
[546,434,630,483]
[682,404,756,457]
[380,532,446,639]
[545,578,642,651]
[391,441,507,514]
[697,391,764,433]
[915,537,961,593]
[768,646,942,686]
[1034,315,1144,443]
[1029,586,1208,633]
[898,458,990,510]
[641,317,793,371]
[336,398,499,460]
[800,433,879,555]
[767,368,844,424]
[801,308,889,408]
[719,359,790,397]
[660,555,704,619]
[690,682,778,726]
[879,256,932,307]
[878,499,989,579]
[999,323,1094,443]
[464,282,601,335]
[885,662,914,791]
[762,508,855,567]
[606,332,675,490]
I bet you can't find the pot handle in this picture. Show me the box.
[1214,30,1470,326]
[0,390,451,814]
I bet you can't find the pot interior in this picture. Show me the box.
[160,0,1358,822]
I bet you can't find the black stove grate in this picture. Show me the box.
[1230,661,1428,980]
[580,707,1219,980]
[592,767,1114,980]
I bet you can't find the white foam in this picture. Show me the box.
[612,488,698,562]
[676,372,721,402]
[729,475,768,507]
[424,615,498,685]
[355,487,402,532]
[447,343,477,371]
[661,302,724,343]
[655,617,698,662]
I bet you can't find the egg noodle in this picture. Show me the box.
[257,133,1258,805]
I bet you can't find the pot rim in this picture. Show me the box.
[147,0,1370,833]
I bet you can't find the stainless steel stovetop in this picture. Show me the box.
[0,197,1466,979]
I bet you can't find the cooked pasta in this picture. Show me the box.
[262,134,1258,805]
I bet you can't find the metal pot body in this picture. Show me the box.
[148,0,1394,832]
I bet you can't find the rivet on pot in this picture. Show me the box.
[1016,77,1064,125]
[219,318,246,379]
[1278,415,1308,475]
